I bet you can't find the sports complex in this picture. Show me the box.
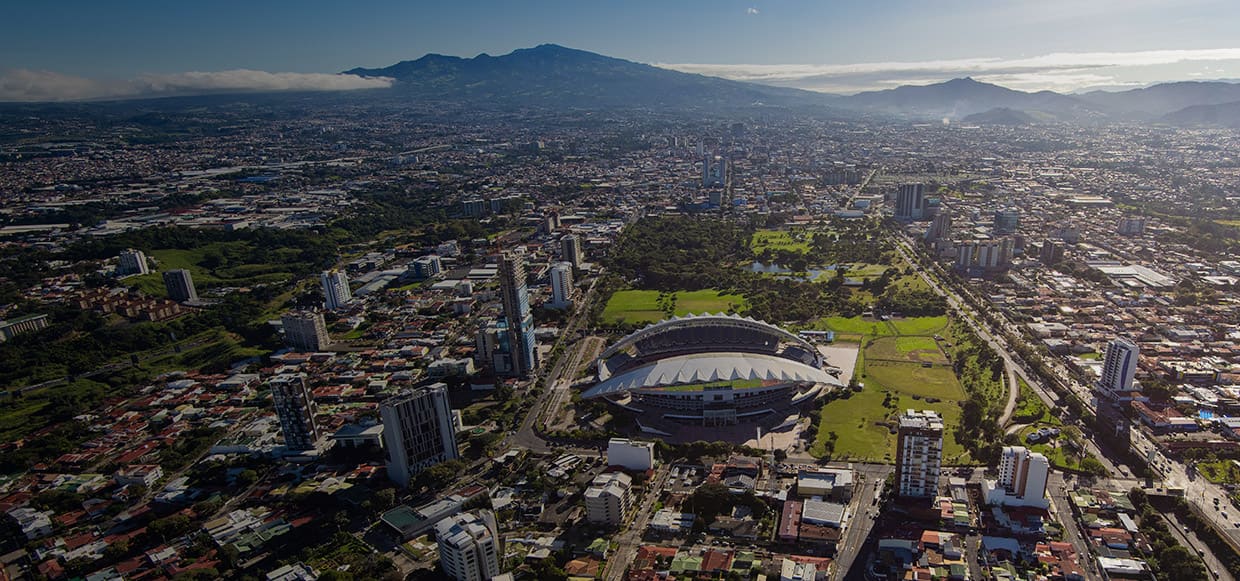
[581,314,844,429]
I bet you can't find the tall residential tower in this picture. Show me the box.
[268,374,321,451]
[320,270,353,311]
[499,252,538,377]
[895,409,943,498]
[380,384,459,488]
[163,269,198,302]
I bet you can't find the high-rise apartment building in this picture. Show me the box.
[410,255,443,280]
[281,311,330,352]
[1039,240,1066,265]
[499,252,537,377]
[924,210,952,244]
[462,199,487,219]
[993,208,1020,234]
[548,262,575,310]
[1099,337,1139,395]
[702,155,726,188]
[434,510,502,581]
[163,269,198,302]
[561,234,584,269]
[584,472,633,525]
[268,374,321,451]
[988,446,1049,507]
[1117,216,1148,236]
[321,270,353,311]
[118,249,149,276]
[894,183,924,221]
[543,211,561,234]
[896,410,943,498]
[380,384,459,488]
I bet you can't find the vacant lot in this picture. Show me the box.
[600,290,749,325]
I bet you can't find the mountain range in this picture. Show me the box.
[344,44,825,111]
[343,44,1240,126]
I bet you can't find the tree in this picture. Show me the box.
[149,514,193,542]
[374,488,397,511]
[236,469,258,487]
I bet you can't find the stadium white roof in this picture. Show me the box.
[582,351,841,399]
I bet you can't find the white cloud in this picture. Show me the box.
[0,69,394,102]
[656,47,1240,93]
[746,7,759,15]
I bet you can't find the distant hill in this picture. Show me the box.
[345,44,834,111]
[1163,100,1240,128]
[1078,81,1240,118]
[962,107,1038,125]
[833,77,1100,120]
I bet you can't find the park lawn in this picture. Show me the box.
[1016,424,1087,471]
[751,229,812,254]
[600,290,749,325]
[864,361,965,401]
[896,336,940,353]
[889,316,948,336]
[841,263,888,279]
[864,337,947,365]
[1198,460,1240,485]
[1011,378,1062,425]
[811,389,969,464]
[814,316,896,337]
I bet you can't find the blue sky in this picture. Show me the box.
[3,0,1240,100]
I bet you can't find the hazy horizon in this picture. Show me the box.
[4,0,1240,100]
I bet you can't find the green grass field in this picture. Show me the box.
[841,264,889,279]
[1198,460,1240,485]
[600,290,749,325]
[1011,378,1062,425]
[1015,423,1087,472]
[864,361,965,400]
[809,314,975,463]
[125,243,302,296]
[811,389,969,463]
[864,336,949,365]
[889,315,948,335]
[142,331,267,375]
[750,229,813,254]
[805,316,896,336]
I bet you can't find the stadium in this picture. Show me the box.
[582,314,843,428]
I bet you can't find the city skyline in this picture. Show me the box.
[3,0,1240,100]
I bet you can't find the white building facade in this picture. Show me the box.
[606,438,654,471]
[435,510,502,581]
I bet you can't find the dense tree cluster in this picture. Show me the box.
[1128,489,1210,581]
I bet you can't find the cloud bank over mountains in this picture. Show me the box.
[0,69,393,102]
[658,48,1240,94]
